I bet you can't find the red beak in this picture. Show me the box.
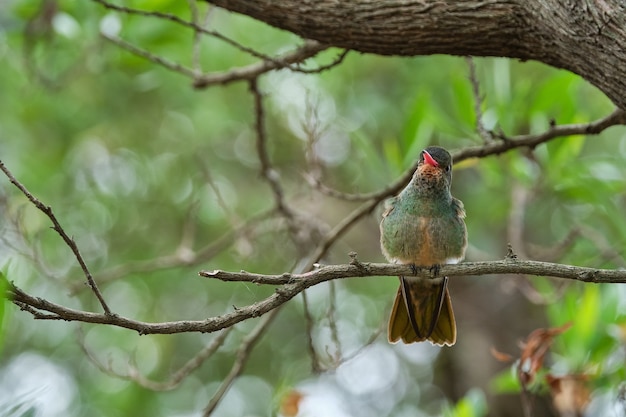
[423,150,439,167]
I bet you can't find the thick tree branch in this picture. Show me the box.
[205,0,626,108]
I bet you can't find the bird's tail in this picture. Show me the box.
[388,276,456,346]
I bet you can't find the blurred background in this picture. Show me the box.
[1,1,626,416]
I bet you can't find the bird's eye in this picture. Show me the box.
[445,165,451,172]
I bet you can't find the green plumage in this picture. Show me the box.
[380,146,467,345]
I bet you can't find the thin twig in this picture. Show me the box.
[80,327,233,391]
[520,382,534,417]
[454,108,626,160]
[466,56,492,142]
[341,321,385,365]
[508,182,530,260]
[304,198,380,268]
[305,108,626,202]
[0,160,112,315]
[92,0,286,63]
[527,229,581,263]
[202,309,279,416]
[193,41,328,87]
[249,78,292,218]
[293,49,350,74]
[578,224,626,268]
[198,158,243,228]
[101,34,198,77]
[68,210,276,294]
[301,290,322,373]
[187,0,200,70]
[14,301,62,320]
[327,280,342,365]
[93,0,335,82]
[301,94,327,182]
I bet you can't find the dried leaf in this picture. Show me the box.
[490,346,515,363]
[546,374,590,416]
[517,323,572,385]
[281,390,304,417]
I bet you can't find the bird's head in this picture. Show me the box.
[413,146,453,191]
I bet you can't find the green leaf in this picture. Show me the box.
[444,388,488,417]
[490,368,520,394]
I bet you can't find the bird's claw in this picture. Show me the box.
[429,264,441,277]
[409,263,418,275]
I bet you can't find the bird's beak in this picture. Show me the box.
[423,150,439,167]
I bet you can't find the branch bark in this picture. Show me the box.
[201,259,626,285]
[205,0,626,109]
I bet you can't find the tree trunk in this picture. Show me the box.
[206,0,626,109]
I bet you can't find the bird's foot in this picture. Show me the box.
[429,264,441,277]
[409,263,418,275]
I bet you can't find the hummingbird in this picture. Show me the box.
[380,146,467,346]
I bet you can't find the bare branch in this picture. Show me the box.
[578,224,626,268]
[304,199,379,268]
[301,290,322,373]
[528,229,580,263]
[508,182,531,260]
[202,309,279,416]
[454,108,626,160]
[187,0,214,71]
[93,0,341,87]
[466,56,492,143]
[6,257,626,335]
[102,34,198,77]
[93,0,290,63]
[305,109,626,203]
[14,301,62,320]
[201,259,626,285]
[197,158,243,228]
[292,49,350,74]
[80,327,233,391]
[193,41,328,87]
[249,78,292,218]
[0,160,112,315]
[68,210,276,294]
[327,280,342,365]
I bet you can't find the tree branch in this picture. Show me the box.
[202,309,279,416]
[305,109,626,202]
[192,41,330,88]
[201,259,626,285]
[93,0,335,87]
[453,108,626,160]
[68,209,278,294]
[0,160,112,315]
[5,258,624,336]
[204,0,626,109]
[79,327,233,391]
[466,56,492,143]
